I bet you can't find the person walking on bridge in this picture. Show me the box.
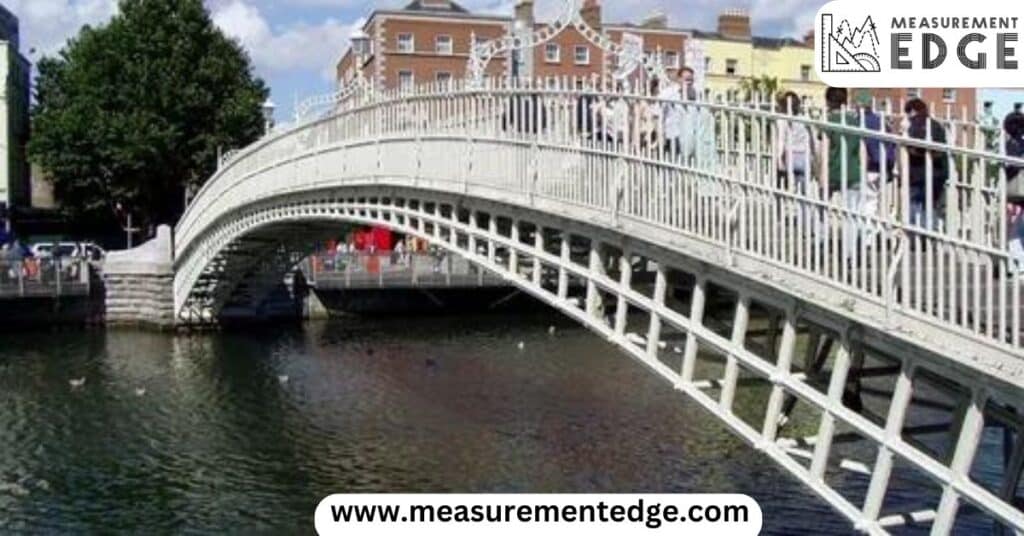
[821,87,865,265]
[1003,112,1024,269]
[904,98,949,231]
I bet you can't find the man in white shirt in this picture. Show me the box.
[660,66,711,167]
[659,68,685,159]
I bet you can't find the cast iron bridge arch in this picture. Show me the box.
[173,80,1024,534]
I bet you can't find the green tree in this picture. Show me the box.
[738,75,783,103]
[29,0,268,232]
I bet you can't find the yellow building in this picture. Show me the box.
[693,10,824,109]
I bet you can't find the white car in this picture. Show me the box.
[30,242,106,261]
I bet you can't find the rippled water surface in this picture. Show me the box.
[1,314,870,533]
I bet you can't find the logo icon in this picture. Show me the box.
[820,14,881,72]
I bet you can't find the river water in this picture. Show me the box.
[0,313,951,534]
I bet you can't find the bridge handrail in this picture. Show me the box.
[177,77,1024,356]
[180,79,1023,252]
[180,80,1024,241]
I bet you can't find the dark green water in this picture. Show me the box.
[0,313,980,534]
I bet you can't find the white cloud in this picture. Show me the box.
[4,0,119,58]
[211,0,361,81]
[5,0,358,84]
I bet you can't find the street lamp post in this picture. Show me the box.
[262,99,276,135]
[115,202,139,249]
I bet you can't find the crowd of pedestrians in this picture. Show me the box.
[572,71,1024,266]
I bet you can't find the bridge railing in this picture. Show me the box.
[177,77,1024,355]
[307,251,505,289]
[0,258,92,299]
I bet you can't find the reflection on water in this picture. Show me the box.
[0,314,850,534]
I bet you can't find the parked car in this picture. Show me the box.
[30,242,106,261]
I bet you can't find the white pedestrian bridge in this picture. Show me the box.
[169,79,1024,534]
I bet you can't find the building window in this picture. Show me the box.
[436,71,452,83]
[664,51,680,69]
[704,56,712,73]
[398,70,414,90]
[397,33,414,53]
[907,88,921,99]
[725,59,738,76]
[574,45,590,65]
[942,88,957,103]
[545,43,560,63]
[800,65,811,81]
[435,35,453,55]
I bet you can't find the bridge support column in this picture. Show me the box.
[488,215,498,265]
[433,203,443,241]
[557,235,570,300]
[720,295,750,412]
[645,265,668,360]
[810,333,854,480]
[532,228,544,287]
[862,359,916,522]
[586,243,606,320]
[762,308,798,442]
[932,388,989,534]
[680,276,707,385]
[509,220,520,277]
[614,252,632,337]
[103,225,175,328]
[469,211,479,256]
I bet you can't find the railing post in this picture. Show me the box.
[55,258,62,297]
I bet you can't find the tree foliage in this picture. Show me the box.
[738,76,784,102]
[29,0,269,230]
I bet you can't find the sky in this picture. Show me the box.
[3,0,1023,121]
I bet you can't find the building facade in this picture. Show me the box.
[869,88,978,122]
[336,0,693,91]
[0,5,29,225]
[336,0,510,90]
[691,10,825,108]
[335,3,976,123]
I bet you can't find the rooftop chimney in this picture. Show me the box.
[803,29,815,47]
[717,9,751,40]
[581,0,602,30]
[515,0,534,27]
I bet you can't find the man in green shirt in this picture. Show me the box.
[824,87,862,194]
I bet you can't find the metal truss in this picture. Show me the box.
[175,187,1024,534]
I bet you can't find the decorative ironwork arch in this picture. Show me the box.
[294,67,373,125]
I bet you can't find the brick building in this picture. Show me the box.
[870,88,978,122]
[336,0,691,91]
[336,0,510,90]
[334,1,977,121]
